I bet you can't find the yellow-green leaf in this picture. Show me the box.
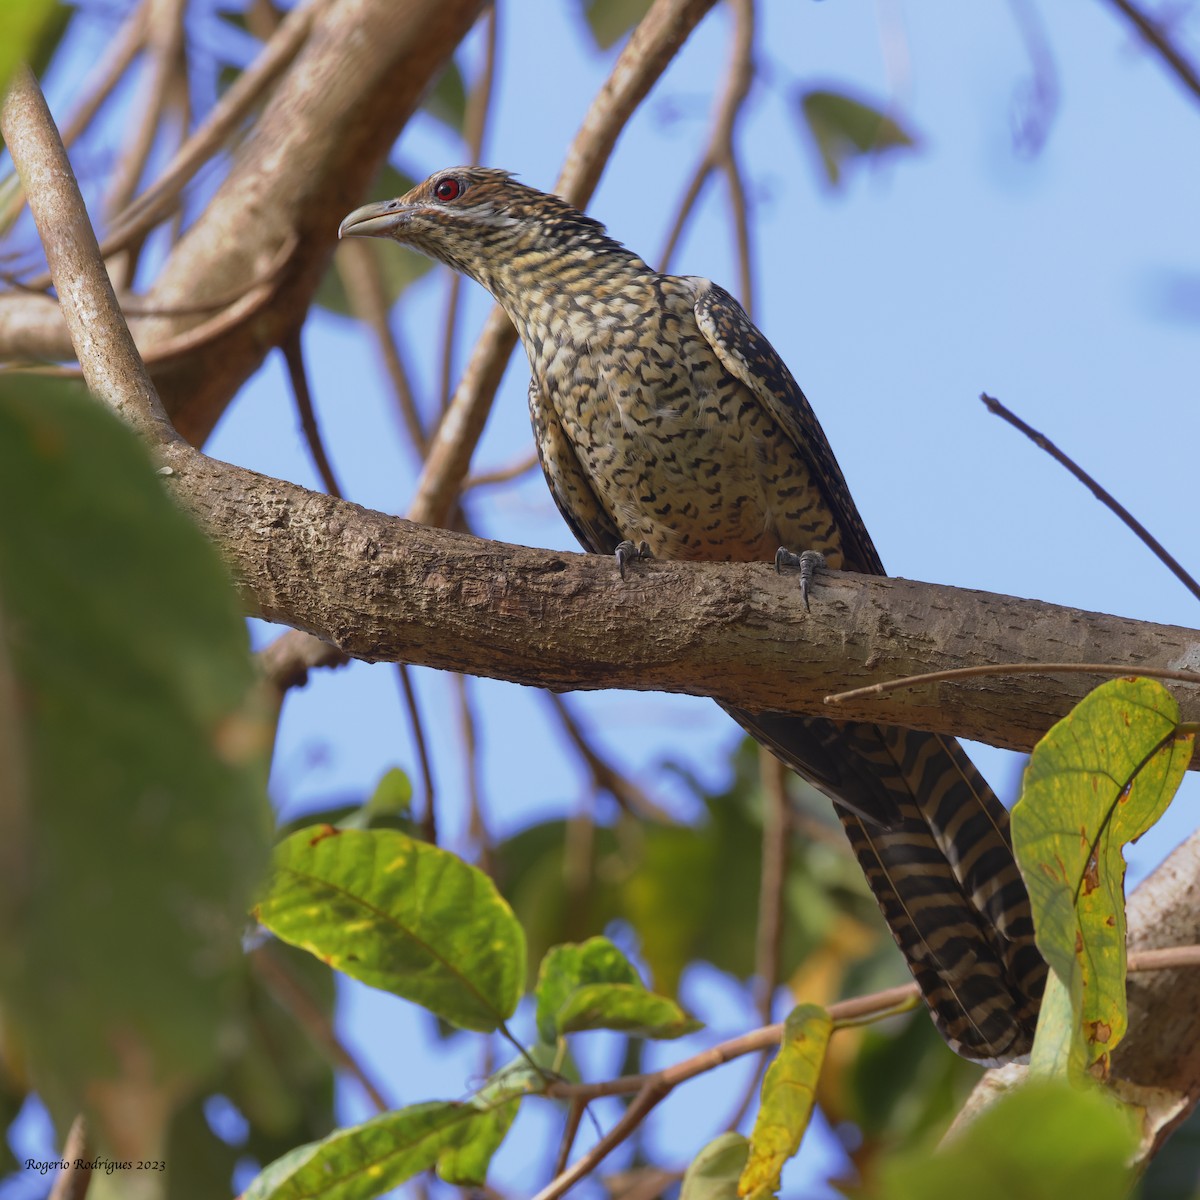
[741,1004,832,1198]
[1012,677,1191,1073]
[255,827,525,1032]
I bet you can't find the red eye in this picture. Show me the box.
[433,177,462,202]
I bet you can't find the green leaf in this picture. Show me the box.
[423,60,467,132]
[318,164,431,315]
[1012,678,1191,1073]
[796,88,918,187]
[741,1005,832,1199]
[535,937,700,1040]
[243,1097,519,1200]
[681,1132,749,1200]
[255,827,526,1031]
[0,377,272,1135]
[535,937,639,1041]
[557,982,700,1039]
[580,0,654,50]
[875,1079,1137,1200]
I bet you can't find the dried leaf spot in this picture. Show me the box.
[1082,850,1100,895]
[308,824,341,845]
[1086,1019,1113,1045]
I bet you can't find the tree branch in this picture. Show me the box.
[153,442,1200,765]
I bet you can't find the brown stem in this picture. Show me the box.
[982,392,1200,605]
[282,324,343,498]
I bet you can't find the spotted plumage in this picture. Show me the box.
[340,167,1047,1063]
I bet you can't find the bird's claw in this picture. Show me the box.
[775,548,825,610]
[615,540,652,580]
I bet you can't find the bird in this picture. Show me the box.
[339,167,1047,1064]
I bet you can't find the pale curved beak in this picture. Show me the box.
[338,199,411,240]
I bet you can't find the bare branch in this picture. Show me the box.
[156,442,1200,765]
[282,325,343,498]
[983,393,1200,604]
[0,67,174,443]
[1103,0,1200,104]
[396,664,438,844]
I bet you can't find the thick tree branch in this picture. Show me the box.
[155,442,1200,764]
[0,0,486,443]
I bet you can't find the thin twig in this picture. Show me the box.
[546,693,672,821]
[720,747,789,1133]
[49,1116,90,1200]
[462,448,541,491]
[396,664,437,845]
[982,392,1200,605]
[282,325,343,497]
[1104,0,1200,103]
[457,673,494,872]
[250,940,391,1113]
[105,0,186,221]
[826,660,1200,706]
[408,0,721,530]
[335,238,427,457]
[15,0,319,295]
[532,1083,671,1200]
[546,942,1200,1117]
[554,1097,587,1179]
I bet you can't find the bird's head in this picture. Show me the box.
[338,167,634,301]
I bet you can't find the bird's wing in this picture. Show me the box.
[527,379,623,555]
[692,281,885,576]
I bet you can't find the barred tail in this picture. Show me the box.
[726,707,1046,1063]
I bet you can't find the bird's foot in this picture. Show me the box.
[774,548,825,611]
[615,540,653,580]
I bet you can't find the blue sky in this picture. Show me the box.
[8,3,1200,1197]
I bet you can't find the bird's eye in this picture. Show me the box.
[433,177,463,202]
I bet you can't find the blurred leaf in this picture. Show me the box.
[234,941,337,1143]
[497,744,874,1002]
[681,1132,749,1200]
[256,827,526,1031]
[873,1080,1137,1200]
[1012,678,1190,1074]
[0,2,70,104]
[166,1094,243,1200]
[796,88,917,187]
[580,0,653,49]
[319,164,431,315]
[423,60,467,132]
[741,1005,832,1199]
[535,937,639,1042]
[243,1096,519,1200]
[0,377,272,1141]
